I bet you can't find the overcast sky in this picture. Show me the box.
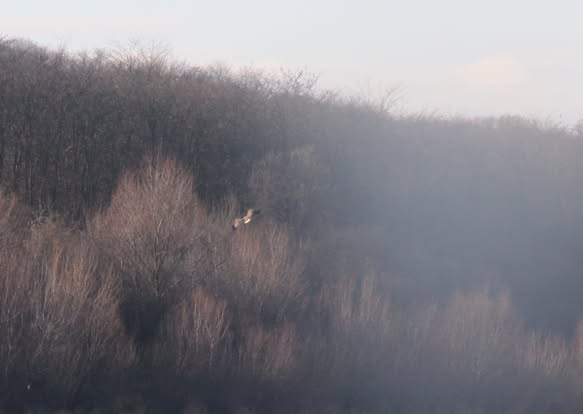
[2,0,582,124]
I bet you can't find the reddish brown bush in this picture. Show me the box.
[91,156,209,343]
[153,288,231,375]
[22,230,133,398]
[0,197,133,405]
[236,324,298,381]
[226,223,306,323]
[3,155,583,412]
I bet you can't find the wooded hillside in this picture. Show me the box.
[1,37,583,413]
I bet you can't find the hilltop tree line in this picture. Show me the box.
[1,37,583,412]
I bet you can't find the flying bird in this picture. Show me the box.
[232,208,261,230]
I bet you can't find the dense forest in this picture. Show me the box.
[1,37,583,413]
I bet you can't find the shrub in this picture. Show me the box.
[153,288,231,375]
[226,223,306,324]
[92,156,207,344]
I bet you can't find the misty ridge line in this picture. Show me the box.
[1,36,583,412]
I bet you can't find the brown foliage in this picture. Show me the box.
[2,157,583,412]
[21,230,133,397]
[91,156,208,343]
[236,324,298,381]
[0,194,133,404]
[153,288,230,375]
[227,223,306,323]
[93,156,203,298]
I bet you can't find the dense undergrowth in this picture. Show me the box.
[2,36,583,412]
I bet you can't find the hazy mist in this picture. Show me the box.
[0,13,582,412]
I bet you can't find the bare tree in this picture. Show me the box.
[92,156,207,344]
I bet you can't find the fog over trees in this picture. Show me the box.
[1,37,583,413]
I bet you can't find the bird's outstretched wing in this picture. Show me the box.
[244,209,254,220]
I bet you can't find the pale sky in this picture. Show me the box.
[2,0,582,124]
